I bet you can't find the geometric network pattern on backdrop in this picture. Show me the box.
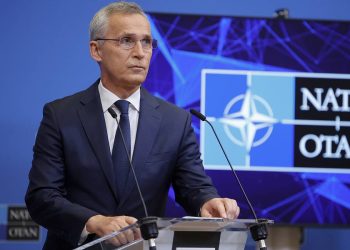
[145,13,350,224]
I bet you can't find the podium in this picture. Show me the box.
[74,217,273,250]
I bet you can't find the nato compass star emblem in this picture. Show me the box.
[207,88,277,166]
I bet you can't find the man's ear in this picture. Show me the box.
[89,41,102,62]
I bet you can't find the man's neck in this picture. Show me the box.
[101,78,140,99]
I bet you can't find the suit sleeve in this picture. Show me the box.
[172,112,220,215]
[25,103,98,247]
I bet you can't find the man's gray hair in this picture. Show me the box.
[89,1,146,41]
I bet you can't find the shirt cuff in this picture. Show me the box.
[78,225,90,245]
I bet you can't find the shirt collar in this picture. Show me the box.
[98,80,140,113]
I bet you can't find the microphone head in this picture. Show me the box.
[190,109,207,121]
[107,107,118,119]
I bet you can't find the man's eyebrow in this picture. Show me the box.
[119,32,152,38]
[120,32,136,36]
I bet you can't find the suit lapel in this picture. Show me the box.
[77,82,119,203]
[118,88,162,208]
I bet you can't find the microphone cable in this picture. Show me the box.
[108,107,158,250]
[190,109,269,250]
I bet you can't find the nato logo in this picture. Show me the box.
[200,69,350,172]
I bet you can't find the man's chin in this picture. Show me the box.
[126,76,147,85]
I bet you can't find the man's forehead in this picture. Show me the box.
[108,13,149,26]
[107,13,151,34]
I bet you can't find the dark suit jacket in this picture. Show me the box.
[25,80,219,249]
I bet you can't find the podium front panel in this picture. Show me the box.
[75,218,272,250]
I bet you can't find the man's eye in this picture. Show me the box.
[141,38,152,45]
[120,37,134,44]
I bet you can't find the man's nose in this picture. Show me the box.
[132,41,146,58]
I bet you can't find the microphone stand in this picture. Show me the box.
[108,108,158,250]
[190,109,269,250]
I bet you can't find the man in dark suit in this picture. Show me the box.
[25,2,240,249]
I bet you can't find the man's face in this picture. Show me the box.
[90,14,153,92]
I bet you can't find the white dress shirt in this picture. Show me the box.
[98,81,140,157]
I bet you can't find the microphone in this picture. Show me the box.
[190,109,268,250]
[108,107,158,250]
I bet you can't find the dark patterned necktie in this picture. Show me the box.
[112,100,131,198]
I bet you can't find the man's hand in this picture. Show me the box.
[200,198,240,219]
[86,215,140,246]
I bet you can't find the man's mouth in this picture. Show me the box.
[129,65,145,69]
